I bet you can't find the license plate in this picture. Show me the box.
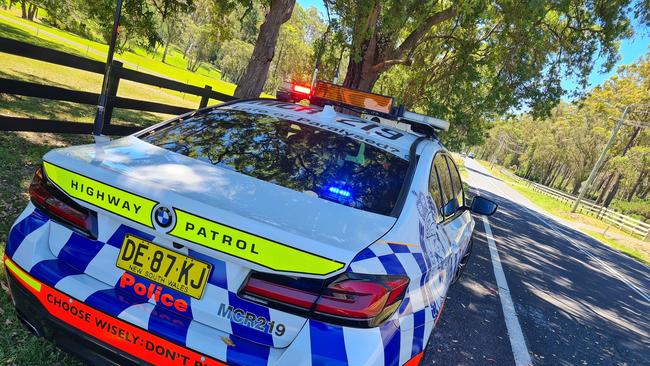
[116,234,211,299]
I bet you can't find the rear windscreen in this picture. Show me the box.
[140,109,409,216]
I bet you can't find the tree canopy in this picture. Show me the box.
[325,0,650,147]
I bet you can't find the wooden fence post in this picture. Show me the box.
[199,85,212,108]
[103,60,122,127]
[644,229,650,242]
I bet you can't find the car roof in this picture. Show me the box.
[220,99,423,160]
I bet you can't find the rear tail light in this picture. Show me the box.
[29,166,96,237]
[240,272,409,327]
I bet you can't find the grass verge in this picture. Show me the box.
[0,132,87,365]
[482,162,649,265]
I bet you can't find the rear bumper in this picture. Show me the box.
[4,204,425,366]
[4,256,226,366]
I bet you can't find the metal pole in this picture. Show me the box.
[93,0,123,140]
[571,106,630,212]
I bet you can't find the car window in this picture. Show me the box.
[445,155,465,209]
[433,154,458,218]
[140,109,409,216]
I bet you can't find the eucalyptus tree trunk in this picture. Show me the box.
[597,174,613,205]
[603,126,642,207]
[342,4,457,91]
[183,35,195,59]
[233,0,296,98]
[162,36,171,63]
[524,162,534,179]
[640,181,650,199]
[626,170,647,201]
[27,3,36,20]
[161,22,174,64]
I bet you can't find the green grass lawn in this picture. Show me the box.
[0,19,216,127]
[0,8,237,96]
[482,162,649,265]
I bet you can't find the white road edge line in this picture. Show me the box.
[482,215,533,366]
[476,162,650,303]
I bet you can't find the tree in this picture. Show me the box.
[326,0,648,148]
[233,0,297,98]
[80,0,160,50]
[180,0,248,72]
[150,0,194,63]
[21,0,38,20]
[587,56,650,207]
[264,4,327,92]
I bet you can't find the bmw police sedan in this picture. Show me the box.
[4,81,497,366]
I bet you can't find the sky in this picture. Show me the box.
[296,0,649,95]
[297,0,327,16]
[561,23,649,93]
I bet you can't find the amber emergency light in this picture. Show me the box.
[312,81,394,115]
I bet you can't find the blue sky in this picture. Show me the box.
[296,0,649,93]
[297,0,326,16]
[562,23,649,93]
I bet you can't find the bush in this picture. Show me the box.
[609,199,650,222]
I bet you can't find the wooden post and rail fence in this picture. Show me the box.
[0,36,237,135]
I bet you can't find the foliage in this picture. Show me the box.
[264,4,325,91]
[325,0,649,148]
[218,39,254,83]
[481,53,650,219]
[32,0,161,50]
[610,198,650,220]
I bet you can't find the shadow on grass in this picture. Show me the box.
[0,93,163,127]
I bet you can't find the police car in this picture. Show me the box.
[4,81,497,366]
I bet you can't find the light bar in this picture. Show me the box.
[400,111,450,131]
[328,186,351,198]
[313,81,394,115]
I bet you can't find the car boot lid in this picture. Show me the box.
[42,136,397,278]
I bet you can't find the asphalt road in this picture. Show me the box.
[423,159,650,366]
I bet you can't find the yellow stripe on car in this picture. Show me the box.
[43,161,157,228]
[4,257,41,292]
[169,209,345,276]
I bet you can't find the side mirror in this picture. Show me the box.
[441,199,459,217]
[469,196,498,216]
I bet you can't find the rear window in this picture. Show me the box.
[140,109,409,216]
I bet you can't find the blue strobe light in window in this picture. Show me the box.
[328,186,351,198]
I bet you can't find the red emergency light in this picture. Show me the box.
[292,84,312,95]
